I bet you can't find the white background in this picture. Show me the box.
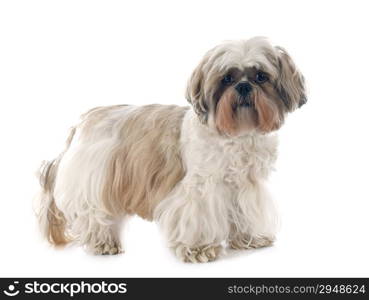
[1,0,368,277]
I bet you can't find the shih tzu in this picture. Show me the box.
[36,37,306,263]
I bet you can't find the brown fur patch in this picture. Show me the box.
[215,87,259,136]
[215,88,239,135]
[253,88,284,132]
[101,105,188,220]
[47,198,69,246]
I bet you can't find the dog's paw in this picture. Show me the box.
[89,241,123,255]
[229,235,273,250]
[175,244,223,263]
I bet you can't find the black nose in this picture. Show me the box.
[235,82,252,97]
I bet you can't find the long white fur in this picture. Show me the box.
[53,106,139,252]
[50,106,279,258]
[154,110,279,260]
[36,36,304,262]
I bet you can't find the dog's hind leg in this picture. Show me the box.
[71,214,125,255]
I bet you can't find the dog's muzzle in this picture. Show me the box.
[235,82,252,107]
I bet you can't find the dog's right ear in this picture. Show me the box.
[185,57,209,124]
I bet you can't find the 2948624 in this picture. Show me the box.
[317,284,366,294]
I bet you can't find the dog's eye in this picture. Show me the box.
[221,74,234,85]
[255,72,268,84]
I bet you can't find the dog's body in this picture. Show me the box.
[36,37,306,262]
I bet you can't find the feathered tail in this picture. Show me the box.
[35,127,76,246]
[35,159,70,245]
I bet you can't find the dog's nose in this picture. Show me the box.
[235,82,252,97]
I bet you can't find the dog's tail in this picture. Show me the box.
[35,159,70,246]
[35,127,76,246]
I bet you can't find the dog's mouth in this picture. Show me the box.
[239,97,251,107]
[238,95,252,108]
[230,95,253,112]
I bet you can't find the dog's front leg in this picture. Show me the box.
[228,230,274,250]
[227,182,278,250]
[174,243,224,263]
[154,177,229,263]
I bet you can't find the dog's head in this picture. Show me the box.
[186,37,306,136]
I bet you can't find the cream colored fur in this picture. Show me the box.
[154,110,279,262]
[35,36,305,262]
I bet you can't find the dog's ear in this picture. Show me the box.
[275,46,307,111]
[185,57,209,123]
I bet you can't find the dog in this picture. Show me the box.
[36,37,306,263]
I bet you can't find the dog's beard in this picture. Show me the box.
[215,87,283,136]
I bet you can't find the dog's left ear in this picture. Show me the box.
[275,46,307,111]
[185,57,209,124]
